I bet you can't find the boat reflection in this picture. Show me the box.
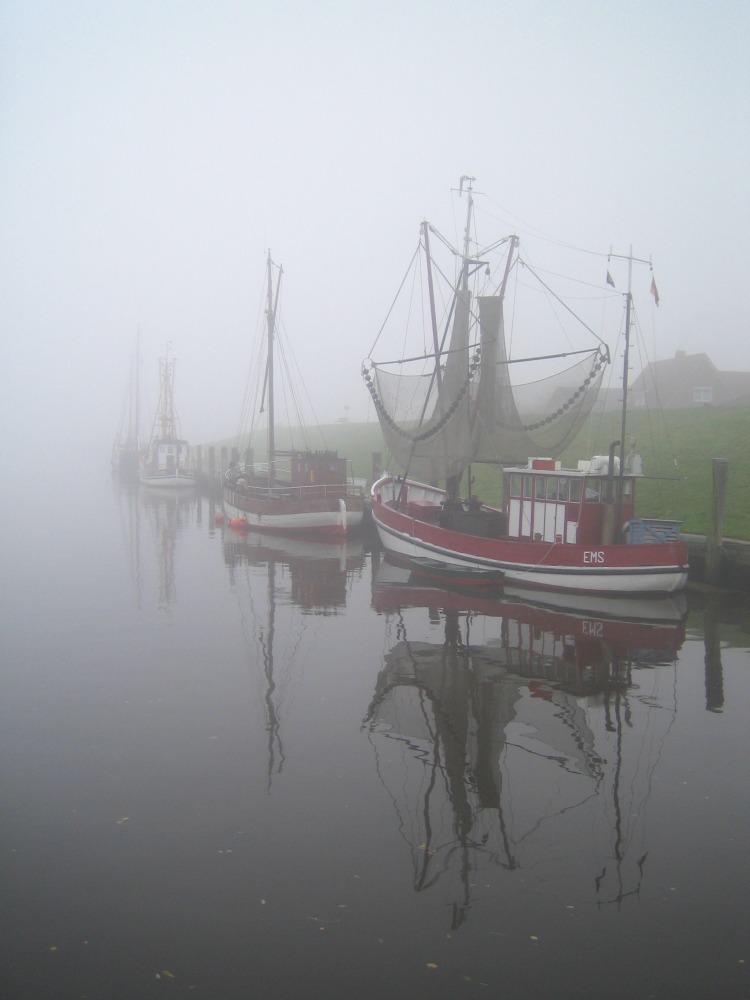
[365,558,687,926]
[114,479,196,613]
[222,529,366,612]
[222,529,366,787]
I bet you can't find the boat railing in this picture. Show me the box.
[227,478,364,503]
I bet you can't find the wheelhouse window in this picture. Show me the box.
[510,473,522,497]
[585,478,602,502]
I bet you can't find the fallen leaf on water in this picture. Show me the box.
[530,935,539,941]
[116,817,129,824]
[426,963,438,969]
[161,970,175,979]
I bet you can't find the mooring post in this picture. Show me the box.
[705,458,729,585]
[704,594,724,712]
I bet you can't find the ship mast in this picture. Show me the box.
[444,176,477,504]
[459,174,475,292]
[264,254,283,488]
[158,343,177,441]
[609,246,652,536]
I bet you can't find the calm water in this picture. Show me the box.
[2,470,749,1000]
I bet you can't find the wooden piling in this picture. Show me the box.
[703,595,724,712]
[705,458,729,585]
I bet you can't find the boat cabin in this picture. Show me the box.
[502,456,638,546]
[147,437,190,472]
[281,450,349,489]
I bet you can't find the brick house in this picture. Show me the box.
[629,351,750,409]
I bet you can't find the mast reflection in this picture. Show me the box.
[365,558,687,925]
[114,479,195,613]
[223,528,366,786]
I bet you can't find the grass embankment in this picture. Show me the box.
[207,406,750,539]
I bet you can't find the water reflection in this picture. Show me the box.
[222,529,366,611]
[221,529,366,786]
[114,480,196,612]
[365,558,687,926]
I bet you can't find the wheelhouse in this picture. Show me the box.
[503,457,638,546]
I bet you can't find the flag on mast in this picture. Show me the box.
[650,276,660,306]
[606,271,615,287]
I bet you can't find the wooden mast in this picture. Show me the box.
[265,254,282,488]
[610,246,651,536]
[444,176,476,504]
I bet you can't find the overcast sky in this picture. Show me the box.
[2,0,748,464]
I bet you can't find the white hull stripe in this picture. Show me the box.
[374,520,684,580]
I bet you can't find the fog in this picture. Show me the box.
[2,0,748,474]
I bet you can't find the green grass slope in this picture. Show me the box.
[205,406,750,539]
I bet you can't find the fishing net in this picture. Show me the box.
[364,292,607,484]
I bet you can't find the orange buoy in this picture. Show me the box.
[214,512,225,525]
[230,517,250,532]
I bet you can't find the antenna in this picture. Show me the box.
[459,175,475,196]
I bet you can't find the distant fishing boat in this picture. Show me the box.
[112,333,145,479]
[139,348,196,489]
[364,178,688,595]
[224,253,365,537]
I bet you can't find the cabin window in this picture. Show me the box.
[585,479,602,502]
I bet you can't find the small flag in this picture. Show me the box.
[650,276,660,306]
[606,270,615,287]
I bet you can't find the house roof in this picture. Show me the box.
[630,351,750,407]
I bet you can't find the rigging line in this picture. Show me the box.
[519,260,608,347]
[367,244,421,356]
[478,197,612,259]
[372,344,603,369]
[518,259,621,298]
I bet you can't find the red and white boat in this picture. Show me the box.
[364,178,688,595]
[371,456,687,594]
[224,253,364,537]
